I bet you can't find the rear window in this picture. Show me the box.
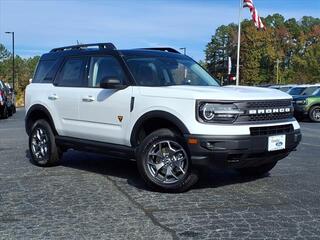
[33,60,56,83]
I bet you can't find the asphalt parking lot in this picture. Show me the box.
[0,109,319,240]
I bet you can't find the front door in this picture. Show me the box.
[77,55,132,145]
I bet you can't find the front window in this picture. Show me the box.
[125,56,220,87]
[88,56,127,87]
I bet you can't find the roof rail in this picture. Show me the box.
[139,47,181,54]
[50,43,116,52]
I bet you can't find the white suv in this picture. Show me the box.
[25,43,301,192]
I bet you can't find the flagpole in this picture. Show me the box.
[236,0,242,86]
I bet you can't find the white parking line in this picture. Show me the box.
[0,127,25,131]
[301,142,320,148]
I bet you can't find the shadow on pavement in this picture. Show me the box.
[25,149,268,192]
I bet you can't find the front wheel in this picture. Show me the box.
[29,119,62,167]
[309,105,320,122]
[136,129,198,192]
[236,161,278,177]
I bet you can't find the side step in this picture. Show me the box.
[55,136,135,159]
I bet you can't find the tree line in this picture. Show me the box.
[204,14,320,85]
[0,44,39,105]
[0,13,319,106]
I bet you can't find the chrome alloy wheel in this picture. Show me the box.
[31,127,49,163]
[146,140,189,184]
[312,107,320,121]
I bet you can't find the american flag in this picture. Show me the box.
[243,0,265,30]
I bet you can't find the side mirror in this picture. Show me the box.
[100,77,127,89]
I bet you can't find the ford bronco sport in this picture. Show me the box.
[293,86,320,122]
[25,43,301,192]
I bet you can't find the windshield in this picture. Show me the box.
[288,87,306,96]
[313,88,320,96]
[125,57,220,87]
[301,86,320,96]
[279,87,291,92]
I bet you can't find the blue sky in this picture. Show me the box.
[0,0,319,61]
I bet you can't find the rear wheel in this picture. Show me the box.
[29,119,62,166]
[309,105,320,122]
[236,161,277,177]
[136,128,198,192]
[1,106,8,119]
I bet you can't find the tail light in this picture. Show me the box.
[0,90,4,104]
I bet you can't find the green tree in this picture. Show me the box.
[204,14,320,85]
[0,43,40,106]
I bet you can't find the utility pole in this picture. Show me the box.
[275,59,282,84]
[5,31,15,90]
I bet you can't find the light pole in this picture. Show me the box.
[179,47,186,55]
[5,31,15,90]
[275,59,282,85]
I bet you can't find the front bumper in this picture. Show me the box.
[293,104,308,115]
[185,130,301,168]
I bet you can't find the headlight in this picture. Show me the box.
[296,100,307,105]
[198,102,242,123]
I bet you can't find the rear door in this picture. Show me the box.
[50,56,88,137]
[77,55,132,145]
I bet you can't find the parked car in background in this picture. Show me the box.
[5,83,16,114]
[300,86,320,96]
[0,80,14,118]
[293,87,320,122]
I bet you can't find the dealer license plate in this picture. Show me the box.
[268,135,286,152]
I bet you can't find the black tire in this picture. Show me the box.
[8,106,13,117]
[1,106,8,119]
[309,105,320,122]
[12,105,16,114]
[236,161,277,177]
[29,119,62,167]
[136,128,198,192]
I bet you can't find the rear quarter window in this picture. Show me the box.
[33,60,56,83]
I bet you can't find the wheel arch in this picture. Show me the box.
[25,104,57,136]
[130,110,190,147]
[309,103,320,109]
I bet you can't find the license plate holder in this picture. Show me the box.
[268,135,286,152]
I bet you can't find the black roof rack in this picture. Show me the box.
[139,47,181,54]
[50,43,116,52]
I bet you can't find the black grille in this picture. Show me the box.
[246,99,292,108]
[236,100,294,123]
[250,124,294,136]
[247,112,292,122]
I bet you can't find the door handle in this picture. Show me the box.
[48,94,59,100]
[82,96,95,102]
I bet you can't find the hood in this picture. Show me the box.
[139,85,292,101]
[292,95,308,101]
